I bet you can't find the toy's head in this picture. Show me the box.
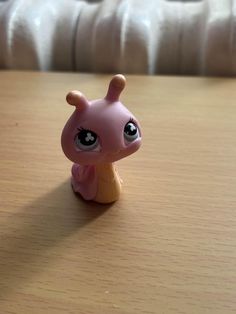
[61,74,142,165]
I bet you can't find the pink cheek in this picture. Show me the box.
[125,138,142,153]
[74,151,106,165]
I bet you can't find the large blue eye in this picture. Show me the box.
[124,121,139,142]
[75,129,99,151]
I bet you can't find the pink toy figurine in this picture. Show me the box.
[61,74,142,203]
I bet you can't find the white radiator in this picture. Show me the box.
[0,0,235,76]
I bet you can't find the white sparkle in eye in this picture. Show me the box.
[130,124,136,131]
[85,132,94,142]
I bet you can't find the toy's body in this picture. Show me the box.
[61,75,141,203]
[71,163,121,203]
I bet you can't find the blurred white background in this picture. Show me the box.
[0,0,235,76]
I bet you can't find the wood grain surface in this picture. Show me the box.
[0,71,236,314]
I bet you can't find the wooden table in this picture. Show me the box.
[0,71,236,314]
